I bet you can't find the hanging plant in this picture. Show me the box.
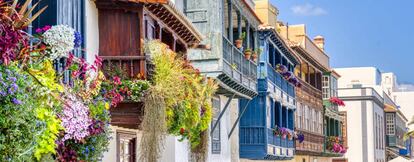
[140,40,217,162]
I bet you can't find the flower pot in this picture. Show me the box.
[235,39,243,48]
[244,51,251,59]
[251,54,257,62]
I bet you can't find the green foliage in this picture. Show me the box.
[141,41,218,162]
[33,107,62,160]
[0,64,43,161]
[239,32,246,40]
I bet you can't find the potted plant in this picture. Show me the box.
[235,32,246,48]
[251,48,262,62]
[244,48,252,59]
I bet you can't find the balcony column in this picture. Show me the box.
[246,21,250,49]
[228,2,233,41]
[278,102,282,127]
[327,117,331,136]
[285,107,288,128]
[237,11,242,42]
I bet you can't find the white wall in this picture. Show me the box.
[394,91,414,129]
[84,0,100,65]
[338,100,363,162]
[209,95,239,162]
[335,67,381,88]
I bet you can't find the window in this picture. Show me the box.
[312,109,317,133]
[297,103,302,129]
[117,131,137,162]
[322,76,330,99]
[211,98,221,154]
[386,113,395,135]
[305,106,310,130]
[318,111,323,134]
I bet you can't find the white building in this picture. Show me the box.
[335,67,387,162]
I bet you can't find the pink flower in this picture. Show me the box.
[35,28,43,33]
[113,76,121,85]
[42,25,51,31]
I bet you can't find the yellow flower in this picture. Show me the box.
[105,102,110,110]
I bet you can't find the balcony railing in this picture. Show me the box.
[222,36,257,91]
[101,55,147,79]
[267,128,295,148]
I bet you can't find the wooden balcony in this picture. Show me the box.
[296,79,323,110]
[218,36,257,99]
[101,56,147,129]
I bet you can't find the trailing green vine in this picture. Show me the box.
[140,40,217,162]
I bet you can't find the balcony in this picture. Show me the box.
[260,64,296,109]
[101,56,147,129]
[220,36,257,98]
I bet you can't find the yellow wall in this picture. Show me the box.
[254,0,278,27]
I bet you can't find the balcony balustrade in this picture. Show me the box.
[222,36,257,92]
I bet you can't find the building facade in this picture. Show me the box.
[184,0,261,161]
[335,67,389,162]
[384,101,408,160]
[322,70,347,161]
[279,24,331,162]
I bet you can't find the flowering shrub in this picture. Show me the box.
[0,1,113,161]
[326,136,347,154]
[329,97,345,106]
[276,64,301,87]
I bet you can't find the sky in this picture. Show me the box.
[270,0,414,84]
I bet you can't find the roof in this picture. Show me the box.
[258,25,301,65]
[145,1,204,44]
[384,104,409,122]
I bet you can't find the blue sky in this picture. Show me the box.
[270,0,414,83]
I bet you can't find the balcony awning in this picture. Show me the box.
[258,25,301,65]
[145,1,203,45]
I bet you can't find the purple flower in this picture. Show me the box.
[74,31,82,48]
[0,91,6,96]
[7,77,16,82]
[8,83,18,94]
[12,98,22,105]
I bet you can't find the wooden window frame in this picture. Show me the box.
[117,131,137,162]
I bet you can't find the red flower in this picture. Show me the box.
[180,128,185,135]
[329,97,345,106]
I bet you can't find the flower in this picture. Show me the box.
[35,28,43,33]
[59,94,92,141]
[73,31,82,48]
[42,25,76,59]
[11,98,22,105]
[104,102,110,110]
[113,76,121,85]
[42,25,51,32]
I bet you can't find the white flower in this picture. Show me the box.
[42,25,75,59]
